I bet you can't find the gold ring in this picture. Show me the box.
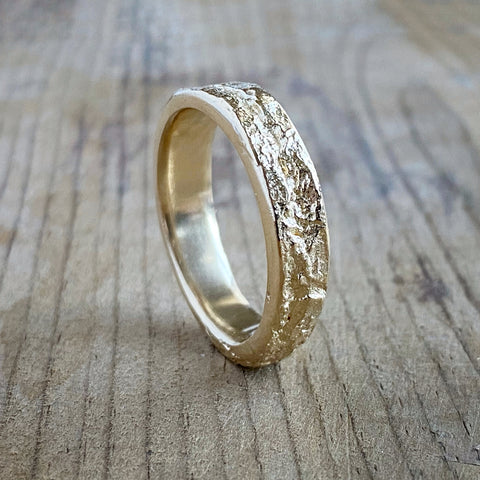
[154,82,329,367]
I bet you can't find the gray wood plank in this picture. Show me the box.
[0,1,479,479]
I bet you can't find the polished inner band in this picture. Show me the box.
[155,82,329,367]
[160,107,261,341]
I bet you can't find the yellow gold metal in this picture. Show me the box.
[154,82,329,367]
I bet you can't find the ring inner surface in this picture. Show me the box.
[159,107,263,343]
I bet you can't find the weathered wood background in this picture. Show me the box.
[0,1,479,479]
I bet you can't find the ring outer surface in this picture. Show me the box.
[154,82,329,367]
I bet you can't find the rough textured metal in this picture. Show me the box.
[198,82,330,364]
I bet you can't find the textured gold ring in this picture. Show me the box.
[155,82,329,367]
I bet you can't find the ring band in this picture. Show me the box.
[155,82,329,367]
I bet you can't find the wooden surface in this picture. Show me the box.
[0,1,479,478]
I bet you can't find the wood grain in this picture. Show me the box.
[0,0,479,478]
